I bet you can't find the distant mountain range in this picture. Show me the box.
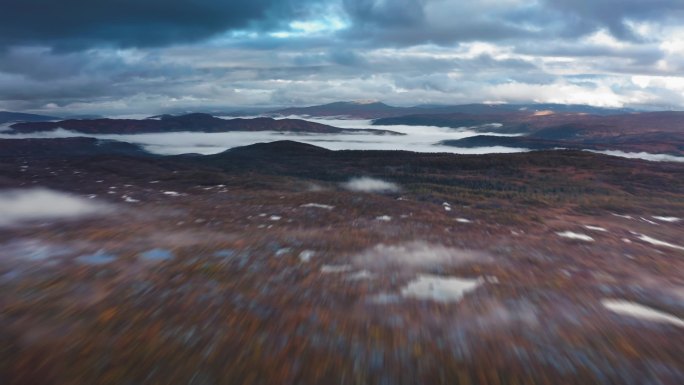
[270,101,416,119]
[266,101,684,155]
[0,102,645,126]
[268,101,636,119]
[0,111,60,125]
[8,113,401,135]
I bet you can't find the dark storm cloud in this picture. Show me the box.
[343,0,426,27]
[1,0,683,113]
[0,0,323,49]
[339,0,684,46]
[3,0,679,50]
[542,0,684,40]
[340,0,534,46]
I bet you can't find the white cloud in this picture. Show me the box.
[353,241,489,269]
[341,177,400,193]
[0,188,111,227]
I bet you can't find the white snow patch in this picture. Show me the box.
[556,231,594,242]
[123,195,140,203]
[602,300,684,327]
[375,215,392,222]
[347,270,375,280]
[269,215,282,221]
[275,248,291,257]
[583,225,608,232]
[636,234,684,251]
[652,216,681,223]
[640,217,659,225]
[456,218,472,223]
[299,250,315,263]
[163,191,181,197]
[400,274,481,302]
[321,264,353,273]
[300,203,334,210]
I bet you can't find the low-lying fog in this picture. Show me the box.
[2,116,684,162]
[0,116,527,155]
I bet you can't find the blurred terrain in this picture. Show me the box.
[0,137,682,384]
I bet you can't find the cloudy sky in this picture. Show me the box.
[1,0,683,115]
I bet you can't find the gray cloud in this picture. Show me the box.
[343,0,426,28]
[1,0,683,113]
[0,0,324,50]
[338,0,684,47]
[541,0,684,40]
[340,0,535,46]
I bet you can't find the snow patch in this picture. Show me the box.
[123,195,140,203]
[640,217,659,225]
[347,270,374,280]
[652,216,681,223]
[556,231,594,242]
[321,264,353,273]
[299,250,315,263]
[603,300,684,328]
[583,225,607,232]
[636,234,684,251]
[400,274,481,303]
[300,203,334,210]
[354,241,488,269]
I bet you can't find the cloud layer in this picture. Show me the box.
[0,0,325,49]
[341,177,400,193]
[1,1,683,114]
[0,188,111,226]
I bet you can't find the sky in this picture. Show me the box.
[1,0,684,115]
